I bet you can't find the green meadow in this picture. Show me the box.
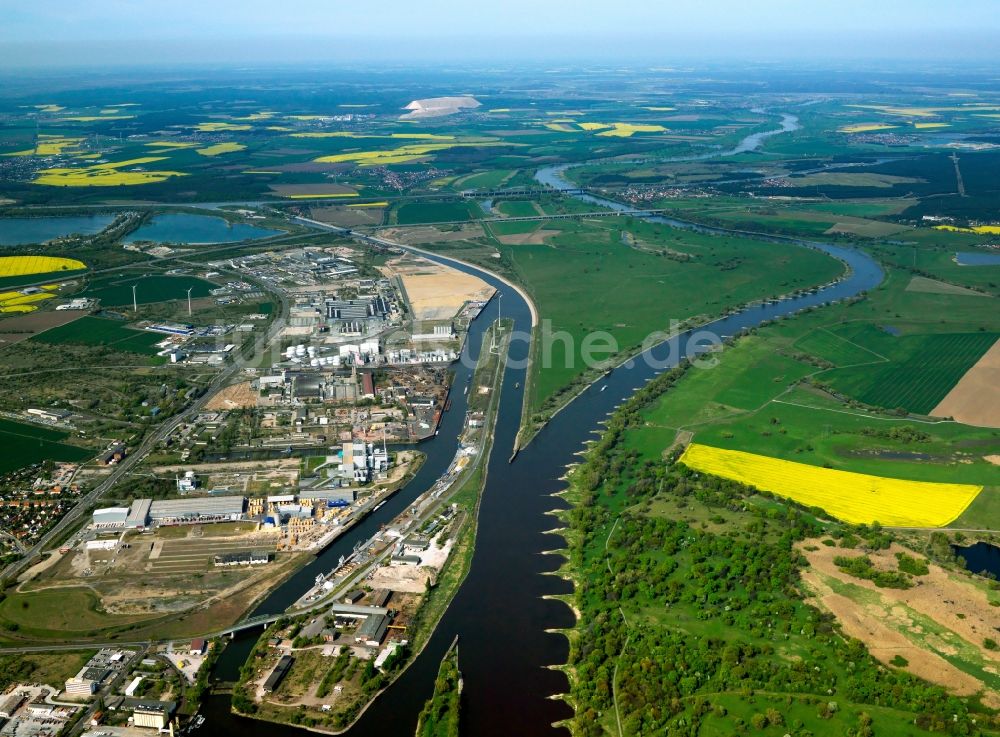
[0,418,90,474]
[33,315,165,355]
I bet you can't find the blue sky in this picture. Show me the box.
[2,0,999,67]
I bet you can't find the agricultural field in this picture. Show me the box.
[820,328,999,414]
[0,255,85,277]
[393,200,481,224]
[494,199,541,218]
[0,285,58,313]
[620,264,1000,529]
[32,315,165,354]
[81,273,216,306]
[0,418,91,474]
[678,443,982,527]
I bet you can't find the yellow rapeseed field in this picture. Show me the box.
[34,157,187,187]
[569,122,667,137]
[934,224,1000,235]
[914,122,951,129]
[145,141,198,149]
[0,256,85,277]
[196,142,246,156]
[193,122,252,132]
[283,193,359,199]
[838,123,898,133]
[62,115,135,122]
[313,141,512,167]
[678,443,982,528]
[0,286,60,313]
[347,201,388,208]
[0,291,55,311]
[236,111,278,121]
[3,136,85,157]
[290,132,454,140]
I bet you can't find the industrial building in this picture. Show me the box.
[64,666,108,696]
[127,699,176,729]
[370,589,392,608]
[213,550,270,567]
[92,507,129,529]
[324,297,389,321]
[0,691,25,719]
[100,496,245,528]
[26,407,72,423]
[148,495,246,524]
[100,444,126,465]
[263,655,294,693]
[355,613,389,647]
[125,499,152,529]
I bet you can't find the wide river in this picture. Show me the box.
[200,113,884,736]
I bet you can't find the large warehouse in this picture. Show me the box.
[92,507,129,528]
[148,496,245,524]
[93,496,246,529]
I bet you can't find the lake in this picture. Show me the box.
[954,541,1000,578]
[125,213,281,244]
[0,215,115,246]
[955,251,1000,267]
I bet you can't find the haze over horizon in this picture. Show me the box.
[2,0,1000,69]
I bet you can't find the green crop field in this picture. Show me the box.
[33,315,165,354]
[395,201,480,224]
[495,200,540,218]
[823,329,998,414]
[0,418,90,473]
[81,274,216,306]
[453,169,514,190]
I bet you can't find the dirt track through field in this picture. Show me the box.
[931,337,1000,427]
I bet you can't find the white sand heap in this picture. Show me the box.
[401,96,481,120]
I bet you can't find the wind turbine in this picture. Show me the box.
[186,287,193,317]
[132,284,138,313]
